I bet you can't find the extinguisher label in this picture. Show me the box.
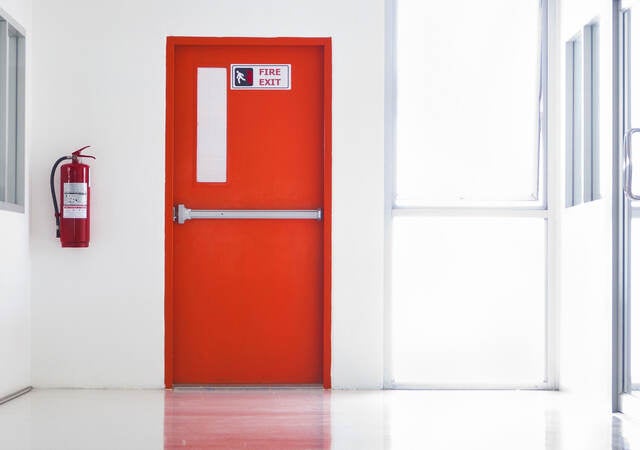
[63,182,87,219]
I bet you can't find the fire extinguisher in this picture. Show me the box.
[50,146,96,247]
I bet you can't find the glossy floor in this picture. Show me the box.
[1,389,639,449]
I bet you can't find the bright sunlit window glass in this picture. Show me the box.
[391,217,546,386]
[630,12,640,389]
[629,10,640,208]
[631,218,640,388]
[395,0,542,204]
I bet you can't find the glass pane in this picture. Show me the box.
[0,26,5,202]
[627,11,640,392]
[630,217,640,388]
[6,35,17,203]
[391,217,546,385]
[395,0,541,204]
[628,10,640,205]
[197,67,227,183]
[584,23,599,202]
[566,36,582,207]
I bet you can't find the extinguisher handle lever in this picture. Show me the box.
[72,145,96,160]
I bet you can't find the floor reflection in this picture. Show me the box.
[163,389,640,450]
[1,388,640,449]
[164,388,330,449]
[614,414,640,450]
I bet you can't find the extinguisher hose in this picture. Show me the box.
[50,156,72,238]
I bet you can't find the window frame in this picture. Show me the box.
[392,0,548,210]
[583,22,600,203]
[384,0,556,389]
[565,22,600,208]
[0,8,25,214]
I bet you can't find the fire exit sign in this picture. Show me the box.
[230,64,291,90]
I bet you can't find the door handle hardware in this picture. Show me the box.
[174,204,322,224]
[625,128,640,200]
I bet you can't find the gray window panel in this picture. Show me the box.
[0,15,24,212]
[566,35,583,208]
[584,23,600,202]
[565,22,599,208]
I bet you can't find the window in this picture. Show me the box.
[197,67,227,183]
[565,23,599,208]
[0,16,24,212]
[392,217,546,386]
[395,0,544,206]
[566,35,583,207]
[623,7,640,392]
[389,0,550,388]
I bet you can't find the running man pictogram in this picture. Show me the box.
[234,68,253,86]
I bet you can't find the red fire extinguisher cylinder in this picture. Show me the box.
[50,146,95,248]
[59,159,91,247]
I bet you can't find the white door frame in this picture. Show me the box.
[614,0,640,415]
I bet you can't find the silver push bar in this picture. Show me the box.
[174,204,322,224]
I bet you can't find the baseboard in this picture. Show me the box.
[173,384,323,390]
[0,386,32,406]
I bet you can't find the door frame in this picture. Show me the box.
[614,0,623,413]
[164,37,332,389]
[614,0,640,414]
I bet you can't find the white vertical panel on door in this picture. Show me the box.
[197,67,227,183]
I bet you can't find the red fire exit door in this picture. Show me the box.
[165,38,332,387]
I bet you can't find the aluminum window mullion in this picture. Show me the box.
[613,0,624,413]
[584,29,594,203]
[392,207,549,218]
[566,40,575,207]
[0,21,8,203]
[622,8,632,395]
[583,23,600,204]
[538,0,549,208]
[383,0,397,389]
[585,24,600,202]
[592,23,600,201]
[542,0,558,390]
[15,33,24,206]
[573,38,584,206]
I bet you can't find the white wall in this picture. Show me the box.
[557,0,614,408]
[0,0,30,399]
[30,0,385,388]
